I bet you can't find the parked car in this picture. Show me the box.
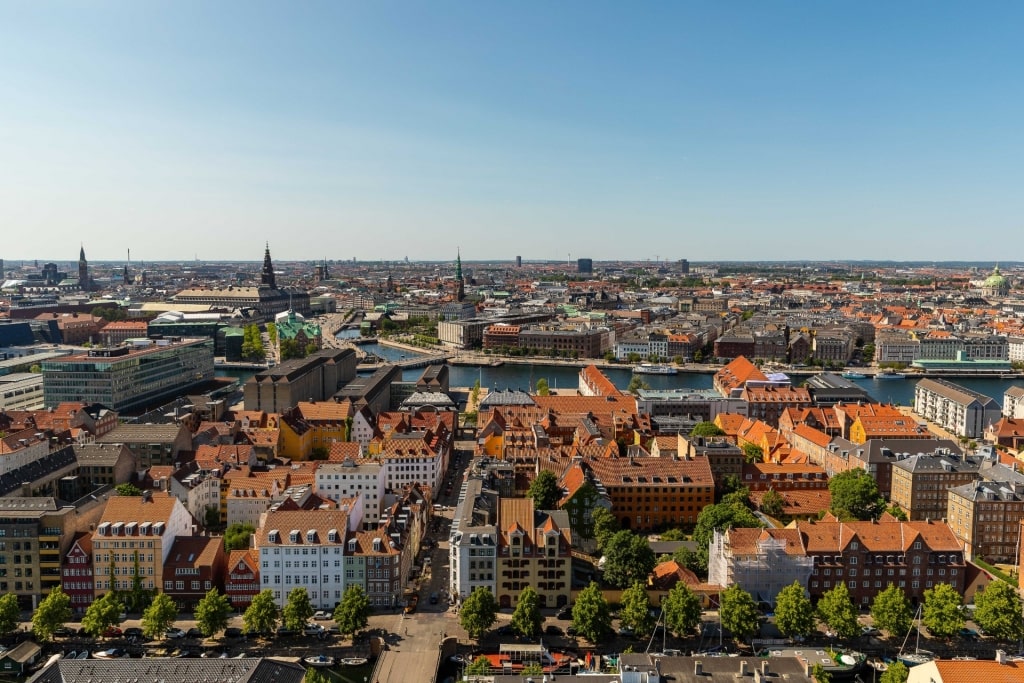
[186,628,203,639]
[52,627,75,638]
[313,611,331,621]
[303,624,325,636]
[165,628,187,640]
[102,627,123,638]
[556,606,573,620]
[617,626,635,637]
[223,628,243,639]
[544,625,563,636]
[276,626,297,637]
[123,627,144,640]
[861,626,879,636]
[959,628,980,640]
[566,625,578,637]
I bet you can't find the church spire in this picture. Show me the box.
[455,249,465,302]
[261,242,277,289]
[78,244,90,292]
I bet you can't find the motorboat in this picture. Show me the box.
[841,371,867,379]
[303,655,335,668]
[875,370,907,380]
[632,363,678,375]
[339,657,368,666]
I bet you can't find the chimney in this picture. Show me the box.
[696,662,703,676]
[740,661,749,676]
[997,649,1007,665]
[805,661,813,677]
[762,661,770,676]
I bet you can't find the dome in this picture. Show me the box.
[985,266,1009,288]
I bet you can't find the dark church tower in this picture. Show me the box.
[455,249,465,302]
[261,242,277,289]
[78,245,90,292]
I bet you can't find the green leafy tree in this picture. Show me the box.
[194,588,232,637]
[720,474,744,496]
[662,582,702,638]
[243,589,279,635]
[670,545,704,576]
[759,489,785,517]
[880,661,909,683]
[720,585,760,643]
[142,592,178,640]
[922,583,964,638]
[774,581,815,638]
[334,585,371,639]
[466,656,491,675]
[973,580,1024,642]
[459,587,498,640]
[535,378,550,396]
[660,528,687,541]
[811,663,833,683]
[83,591,123,638]
[510,586,543,638]
[282,587,314,632]
[817,582,860,639]
[720,488,751,508]
[224,522,256,551]
[627,376,651,395]
[592,507,620,552]
[691,422,726,438]
[528,470,562,511]
[692,501,763,574]
[522,662,544,676]
[32,587,72,641]
[0,594,19,636]
[266,323,277,345]
[886,504,909,521]
[828,469,884,520]
[204,506,221,530]
[310,445,329,460]
[619,582,655,637]
[470,380,481,409]
[115,483,142,496]
[572,582,612,643]
[742,443,764,463]
[602,531,656,589]
[871,583,912,638]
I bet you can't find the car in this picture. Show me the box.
[223,628,243,639]
[303,624,325,636]
[52,627,75,638]
[165,628,187,640]
[276,626,297,637]
[556,606,573,620]
[123,627,144,640]
[102,627,123,638]
[959,628,980,640]
[327,626,341,635]
[494,625,514,636]
[617,626,635,637]
[861,626,879,636]
[313,611,331,621]
[544,625,563,636]
[186,628,203,639]
[566,625,578,637]
[429,592,439,605]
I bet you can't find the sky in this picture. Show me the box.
[1,1,1023,263]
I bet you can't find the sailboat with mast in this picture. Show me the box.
[897,604,935,667]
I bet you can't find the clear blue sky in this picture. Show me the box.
[2,1,1022,263]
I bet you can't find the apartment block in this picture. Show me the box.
[890,453,981,521]
[947,479,1024,563]
[914,378,1001,439]
[497,498,572,610]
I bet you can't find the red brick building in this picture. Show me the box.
[225,548,260,610]
[162,536,226,610]
[61,533,93,614]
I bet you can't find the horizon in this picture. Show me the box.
[2,3,1023,261]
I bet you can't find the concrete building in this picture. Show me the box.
[449,477,499,605]
[42,338,215,411]
[0,373,44,410]
[890,453,981,521]
[243,347,356,412]
[315,458,385,529]
[948,478,1024,563]
[914,377,1001,439]
[95,423,192,468]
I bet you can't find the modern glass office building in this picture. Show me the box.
[42,338,215,410]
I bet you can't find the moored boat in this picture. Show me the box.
[841,371,867,379]
[875,370,907,380]
[339,657,368,666]
[632,363,678,375]
[303,655,335,668]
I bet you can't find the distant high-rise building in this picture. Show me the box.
[679,259,690,275]
[577,258,593,274]
[515,255,522,268]
[0,258,5,278]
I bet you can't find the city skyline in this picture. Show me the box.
[2,3,1023,261]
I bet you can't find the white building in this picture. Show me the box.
[380,431,450,495]
[1004,386,1024,419]
[253,506,359,609]
[315,460,385,529]
[449,478,498,604]
[0,373,44,410]
[708,528,814,606]
[914,378,1002,439]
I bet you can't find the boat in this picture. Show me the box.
[867,659,888,672]
[842,371,867,379]
[632,363,678,375]
[76,652,88,660]
[303,655,335,668]
[63,652,77,660]
[93,649,127,660]
[875,370,907,380]
[898,605,935,667]
[338,658,368,667]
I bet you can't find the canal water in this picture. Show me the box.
[347,338,1023,408]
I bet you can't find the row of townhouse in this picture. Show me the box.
[709,514,966,607]
[875,329,1009,363]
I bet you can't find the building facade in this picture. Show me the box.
[914,378,1001,439]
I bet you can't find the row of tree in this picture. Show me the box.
[241,324,265,361]
[29,584,372,643]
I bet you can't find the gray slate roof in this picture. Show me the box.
[29,657,305,683]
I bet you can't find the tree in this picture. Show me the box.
[470,380,481,409]
[83,591,123,638]
[886,504,909,521]
[243,590,279,635]
[973,580,1024,642]
[691,422,726,438]
[879,661,909,683]
[224,523,255,551]
[817,582,860,639]
[115,483,142,496]
[742,443,764,463]
[535,378,550,396]
[0,594,18,636]
[510,586,543,638]
[32,587,72,641]
[602,531,656,589]
[572,582,612,643]
[142,593,178,640]
[282,587,314,632]
[671,545,704,576]
[759,489,785,517]
[871,583,912,638]
[465,656,491,675]
[310,445,329,460]
[204,506,221,530]
[194,588,232,637]
[720,585,760,643]
[811,663,832,683]
[459,587,498,640]
[528,470,562,511]
[720,474,744,496]
[627,376,651,395]
[522,662,544,676]
[922,583,964,638]
[619,582,655,637]
[241,324,266,361]
[592,507,620,552]
[775,581,815,638]
[828,469,884,521]
[692,501,762,573]
[662,583,702,638]
[334,585,371,639]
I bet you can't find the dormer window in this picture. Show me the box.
[306,530,316,543]
[289,530,300,543]
[348,538,357,552]
[372,538,382,552]
[269,529,280,543]
[328,529,338,543]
